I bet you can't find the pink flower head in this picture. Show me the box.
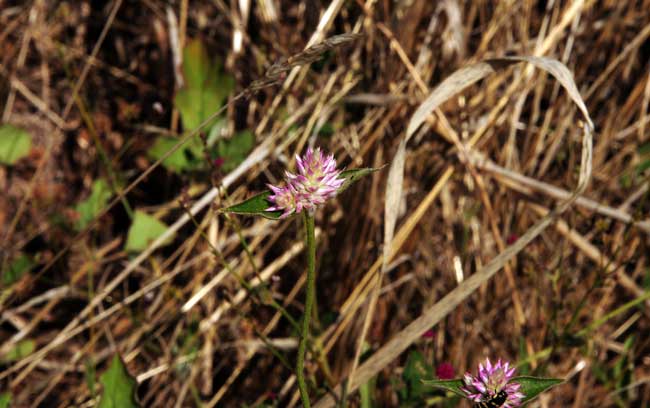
[266,183,301,218]
[461,358,524,407]
[267,147,344,217]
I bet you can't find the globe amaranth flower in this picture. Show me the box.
[266,182,302,219]
[461,358,524,407]
[267,147,344,218]
[436,362,455,380]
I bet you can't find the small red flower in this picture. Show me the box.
[421,329,436,339]
[436,362,455,380]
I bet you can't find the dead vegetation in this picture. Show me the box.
[1,0,650,407]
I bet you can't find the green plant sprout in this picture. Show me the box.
[223,147,379,407]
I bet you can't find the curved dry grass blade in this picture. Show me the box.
[383,139,406,268]
[314,55,594,408]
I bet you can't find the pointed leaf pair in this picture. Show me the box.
[222,167,382,219]
[422,376,563,404]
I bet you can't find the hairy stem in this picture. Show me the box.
[297,212,316,407]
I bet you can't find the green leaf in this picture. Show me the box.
[636,159,650,175]
[402,350,434,399]
[0,124,32,165]
[3,253,34,285]
[359,341,376,408]
[175,39,234,132]
[98,355,138,408]
[86,357,97,397]
[1,339,35,363]
[216,130,255,172]
[514,376,564,403]
[125,211,173,252]
[338,166,384,193]
[422,376,564,403]
[222,166,382,219]
[420,379,466,398]
[0,393,10,408]
[638,143,650,156]
[222,191,283,220]
[75,179,113,230]
[182,39,212,90]
[147,135,204,173]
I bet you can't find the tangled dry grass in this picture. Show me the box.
[1,0,650,407]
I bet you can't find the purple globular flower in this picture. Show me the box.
[461,358,524,407]
[266,147,344,217]
[266,183,301,219]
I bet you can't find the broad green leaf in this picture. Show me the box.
[420,379,465,398]
[3,253,34,285]
[75,179,113,230]
[98,355,138,408]
[515,376,563,403]
[0,393,10,408]
[147,135,204,173]
[0,124,31,165]
[216,130,255,172]
[222,166,382,219]
[125,211,173,252]
[164,39,235,174]
[403,350,434,399]
[1,339,35,363]
[175,39,234,131]
[182,39,212,90]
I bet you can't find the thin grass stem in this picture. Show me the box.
[297,212,316,407]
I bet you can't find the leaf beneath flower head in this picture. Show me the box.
[338,166,384,193]
[420,379,466,398]
[514,376,563,403]
[222,166,382,219]
[221,191,284,220]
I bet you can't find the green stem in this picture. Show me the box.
[297,212,316,407]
